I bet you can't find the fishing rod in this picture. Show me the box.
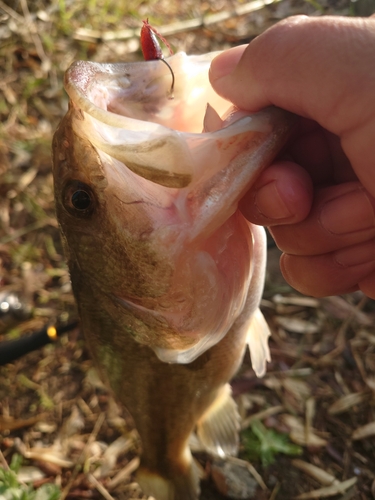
[0,320,79,366]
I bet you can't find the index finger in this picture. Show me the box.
[209,16,375,195]
[210,16,375,134]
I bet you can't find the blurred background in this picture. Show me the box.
[0,1,375,499]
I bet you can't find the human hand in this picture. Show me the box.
[210,16,375,299]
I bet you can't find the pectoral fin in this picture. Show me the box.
[247,308,271,378]
[196,383,240,457]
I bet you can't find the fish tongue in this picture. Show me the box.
[203,103,223,132]
[203,103,251,133]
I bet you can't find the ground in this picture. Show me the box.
[0,1,375,499]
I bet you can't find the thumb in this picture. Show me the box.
[209,16,375,136]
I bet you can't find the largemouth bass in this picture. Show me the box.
[52,51,294,500]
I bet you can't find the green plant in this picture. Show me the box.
[242,420,303,467]
[0,454,60,500]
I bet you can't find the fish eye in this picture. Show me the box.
[71,189,91,210]
[62,180,95,217]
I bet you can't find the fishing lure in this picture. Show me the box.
[140,19,175,97]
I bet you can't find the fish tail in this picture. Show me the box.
[136,455,201,500]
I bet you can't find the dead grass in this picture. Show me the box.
[1,0,375,499]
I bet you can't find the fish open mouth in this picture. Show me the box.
[64,52,280,189]
[65,52,228,132]
[59,51,295,364]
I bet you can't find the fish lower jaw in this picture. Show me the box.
[152,332,219,364]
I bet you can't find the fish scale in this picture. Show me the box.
[52,51,295,499]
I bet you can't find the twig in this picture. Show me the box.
[320,295,369,364]
[305,397,315,446]
[88,473,116,500]
[335,294,368,347]
[20,0,50,72]
[0,414,48,432]
[241,404,283,430]
[0,449,10,470]
[245,461,268,491]
[0,217,58,244]
[294,477,357,499]
[269,482,281,500]
[74,0,283,42]
[0,0,24,22]
[107,457,140,490]
[60,412,106,500]
[227,456,268,491]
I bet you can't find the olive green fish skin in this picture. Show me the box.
[53,106,194,354]
[75,282,248,480]
[53,106,248,487]
[53,107,172,301]
[52,61,295,497]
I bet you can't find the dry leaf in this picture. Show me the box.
[365,377,375,391]
[283,378,311,401]
[289,429,327,448]
[94,435,135,479]
[294,477,357,499]
[107,457,141,490]
[210,457,258,499]
[352,421,375,440]
[273,295,319,308]
[282,415,328,447]
[322,295,371,325]
[17,465,45,482]
[275,317,320,334]
[241,405,283,430]
[328,392,366,415]
[292,459,337,486]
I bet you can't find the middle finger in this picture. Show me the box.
[270,181,375,255]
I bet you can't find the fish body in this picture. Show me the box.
[52,51,294,499]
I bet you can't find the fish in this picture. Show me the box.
[52,51,295,500]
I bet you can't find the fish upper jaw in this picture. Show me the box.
[64,52,295,190]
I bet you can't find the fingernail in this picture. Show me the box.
[335,240,375,267]
[209,46,244,82]
[320,188,375,235]
[255,181,293,220]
